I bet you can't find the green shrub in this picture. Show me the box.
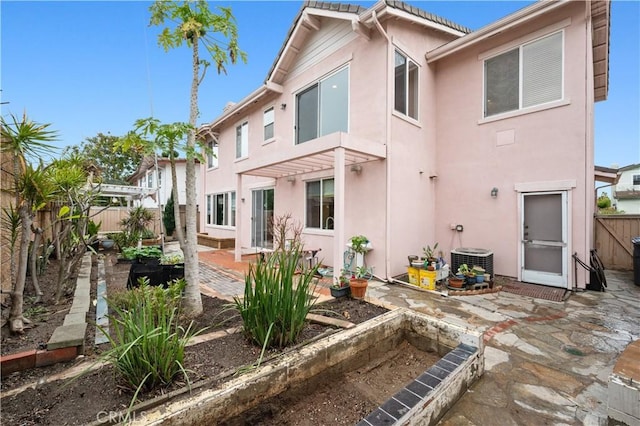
[100,279,198,394]
[163,191,176,237]
[233,247,318,349]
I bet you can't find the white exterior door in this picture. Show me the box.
[521,192,568,287]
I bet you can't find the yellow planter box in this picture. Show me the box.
[419,269,437,290]
[407,267,420,286]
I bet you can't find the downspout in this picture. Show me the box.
[371,11,394,282]
[584,0,594,290]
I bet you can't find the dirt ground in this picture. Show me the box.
[1,252,405,425]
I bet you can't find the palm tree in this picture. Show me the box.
[149,1,246,316]
[0,113,57,334]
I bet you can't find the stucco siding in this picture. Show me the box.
[433,2,591,286]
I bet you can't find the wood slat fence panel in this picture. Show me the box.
[594,215,640,271]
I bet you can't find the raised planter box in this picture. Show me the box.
[197,233,235,249]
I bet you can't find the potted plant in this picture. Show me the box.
[349,266,370,300]
[101,232,116,250]
[422,243,439,263]
[330,269,351,298]
[160,253,185,282]
[349,235,370,255]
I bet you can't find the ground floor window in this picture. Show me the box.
[306,178,334,230]
[206,191,236,226]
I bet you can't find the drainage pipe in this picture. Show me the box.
[371,11,394,284]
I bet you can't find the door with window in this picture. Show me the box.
[251,188,274,249]
[521,192,568,287]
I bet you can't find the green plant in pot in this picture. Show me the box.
[349,266,371,300]
[330,269,351,298]
[422,243,439,270]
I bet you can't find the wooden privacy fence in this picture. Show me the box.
[89,206,199,235]
[594,214,640,270]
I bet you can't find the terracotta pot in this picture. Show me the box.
[449,277,465,288]
[349,278,368,300]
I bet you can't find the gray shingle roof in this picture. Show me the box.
[304,1,367,14]
[384,0,471,34]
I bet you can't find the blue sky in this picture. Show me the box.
[2,1,638,168]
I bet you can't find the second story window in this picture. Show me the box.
[146,171,154,188]
[236,122,248,159]
[394,50,419,120]
[633,175,640,186]
[263,107,274,141]
[296,67,349,144]
[207,140,219,168]
[484,31,563,117]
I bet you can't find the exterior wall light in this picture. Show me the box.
[491,187,499,198]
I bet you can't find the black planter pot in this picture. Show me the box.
[128,263,167,289]
[330,286,351,298]
[162,263,185,281]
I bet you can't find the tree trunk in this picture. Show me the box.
[29,226,44,303]
[9,205,32,334]
[170,157,185,247]
[181,40,203,317]
[55,222,71,304]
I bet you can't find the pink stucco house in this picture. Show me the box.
[197,0,610,290]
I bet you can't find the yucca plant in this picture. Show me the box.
[234,246,318,349]
[99,279,199,397]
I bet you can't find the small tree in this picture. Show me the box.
[150,0,246,317]
[163,190,176,237]
[597,192,611,209]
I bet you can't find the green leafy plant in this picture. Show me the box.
[333,269,351,288]
[163,191,176,237]
[160,253,184,265]
[349,235,369,255]
[457,264,470,275]
[121,246,163,261]
[353,265,372,280]
[233,247,318,349]
[422,243,439,260]
[120,206,154,240]
[98,279,200,404]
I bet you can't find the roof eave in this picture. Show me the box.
[426,0,569,63]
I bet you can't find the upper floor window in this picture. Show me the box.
[146,171,154,188]
[158,169,162,187]
[206,191,236,227]
[394,50,419,120]
[263,107,274,141]
[236,122,248,159]
[207,140,219,168]
[484,31,563,117]
[306,178,334,230]
[296,67,349,144]
[633,174,640,185]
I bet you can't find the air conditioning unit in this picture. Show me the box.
[451,248,494,277]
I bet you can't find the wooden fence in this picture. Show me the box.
[90,206,199,235]
[594,214,640,270]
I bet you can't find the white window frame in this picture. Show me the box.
[206,191,236,227]
[263,107,274,142]
[483,30,564,118]
[394,49,419,120]
[235,121,248,159]
[207,140,219,169]
[295,66,349,145]
[305,178,334,230]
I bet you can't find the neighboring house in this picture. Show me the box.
[128,156,201,210]
[197,0,610,290]
[612,164,640,214]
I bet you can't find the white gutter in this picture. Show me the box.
[426,0,568,63]
[372,10,394,283]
